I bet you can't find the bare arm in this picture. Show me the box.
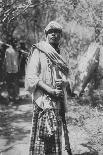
[38,80,63,97]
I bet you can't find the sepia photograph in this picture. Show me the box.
[0,0,103,155]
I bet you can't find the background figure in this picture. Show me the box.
[5,41,19,102]
[18,41,28,80]
[0,43,8,99]
[0,44,8,83]
[26,21,72,155]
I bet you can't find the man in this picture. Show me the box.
[5,41,19,102]
[25,21,72,155]
[0,43,7,83]
[18,41,28,79]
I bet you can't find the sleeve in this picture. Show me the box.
[25,49,41,93]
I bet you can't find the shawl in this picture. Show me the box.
[32,41,69,76]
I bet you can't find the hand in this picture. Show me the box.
[38,80,64,98]
[73,91,80,98]
[54,88,64,98]
[55,79,68,88]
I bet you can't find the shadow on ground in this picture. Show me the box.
[0,95,32,146]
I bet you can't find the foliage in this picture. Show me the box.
[0,0,103,45]
[0,0,103,92]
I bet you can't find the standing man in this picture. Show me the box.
[25,21,72,155]
[5,41,19,102]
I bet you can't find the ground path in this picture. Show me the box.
[0,88,103,155]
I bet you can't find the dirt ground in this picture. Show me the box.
[0,88,103,155]
[66,97,103,155]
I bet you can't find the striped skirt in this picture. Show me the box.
[29,103,62,155]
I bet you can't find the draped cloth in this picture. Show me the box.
[33,41,69,76]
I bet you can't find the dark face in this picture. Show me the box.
[46,29,62,45]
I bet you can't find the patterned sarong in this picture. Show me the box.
[29,102,62,155]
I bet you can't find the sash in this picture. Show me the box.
[33,41,69,76]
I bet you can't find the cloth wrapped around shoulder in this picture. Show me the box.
[35,41,69,76]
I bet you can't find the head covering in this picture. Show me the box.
[44,21,63,34]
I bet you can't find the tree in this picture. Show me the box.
[0,0,32,44]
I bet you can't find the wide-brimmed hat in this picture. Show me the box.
[44,21,63,34]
